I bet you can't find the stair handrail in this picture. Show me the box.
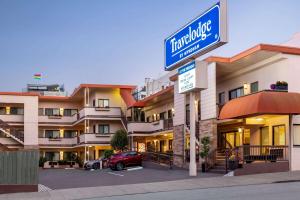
[0,119,24,142]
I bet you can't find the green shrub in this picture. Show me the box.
[39,157,47,167]
[103,149,114,159]
[200,136,210,159]
[110,129,128,151]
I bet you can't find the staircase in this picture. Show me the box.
[0,119,24,144]
[209,150,227,174]
[0,143,10,151]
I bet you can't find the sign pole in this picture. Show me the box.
[189,91,197,176]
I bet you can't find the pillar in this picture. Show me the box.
[189,92,197,176]
[199,118,217,163]
[173,125,185,167]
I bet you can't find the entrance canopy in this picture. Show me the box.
[219,91,300,120]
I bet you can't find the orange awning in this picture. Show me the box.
[219,91,300,120]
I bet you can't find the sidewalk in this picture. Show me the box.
[1,171,300,200]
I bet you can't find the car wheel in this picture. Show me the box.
[93,163,99,170]
[116,162,124,171]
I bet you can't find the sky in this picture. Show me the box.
[1,0,300,93]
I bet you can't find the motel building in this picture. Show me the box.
[0,84,136,167]
[2,34,300,174]
[128,33,300,174]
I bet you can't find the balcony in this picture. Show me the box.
[0,114,24,123]
[38,115,78,124]
[38,137,78,146]
[79,133,111,144]
[128,119,173,133]
[78,107,122,119]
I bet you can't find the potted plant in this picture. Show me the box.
[200,136,210,172]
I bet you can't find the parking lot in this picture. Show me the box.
[39,162,220,190]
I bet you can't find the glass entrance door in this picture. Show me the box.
[220,129,250,149]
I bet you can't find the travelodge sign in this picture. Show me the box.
[164,0,228,71]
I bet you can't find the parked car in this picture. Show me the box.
[84,159,102,170]
[108,151,142,171]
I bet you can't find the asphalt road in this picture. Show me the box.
[84,181,300,200]
[39,162,219,189]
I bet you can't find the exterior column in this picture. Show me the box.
[84,88,87,106]
[289,115,292,171]
[199,119,218,163]
[189,92,197,176]
[84,145,87,163]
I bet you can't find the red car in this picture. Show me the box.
[108,151,143,171]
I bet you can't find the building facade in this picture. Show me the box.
[0,84,136,164]
[2,35,300,174]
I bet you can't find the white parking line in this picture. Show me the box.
[127,166,143,171]
[108,172,124,176]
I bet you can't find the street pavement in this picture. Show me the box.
[2,171,300,200]
[85,181,300,200]
[39,162,219,189]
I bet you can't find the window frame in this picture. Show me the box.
[218,92,225,105]
[98,124,110,134]
[250,81,259,93]
[272,124,286,146]
[45,108,60,116]
[229,86,244,100]
[45,130,60,139]
[98,99,110,108]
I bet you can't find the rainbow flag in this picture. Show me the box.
[34,73,41,80]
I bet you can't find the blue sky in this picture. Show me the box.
[1,0,300,93]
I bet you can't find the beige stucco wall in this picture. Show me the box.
[39,101,81,110]
[201,62,217,120]
[173,81,186,126]
[216,54,300,105]
[0,95,39,147]
[144,99,173,121]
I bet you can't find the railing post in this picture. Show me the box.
[225,149,228,174]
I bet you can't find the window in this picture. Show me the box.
[0,107,5,115]
[146,116,151,122]
[98,99,109,108]
[251,82,259,93]
[45,108,60,116]
[45,130,60,138]
[63,109,78,116]
[229,87,244,100]
[64,130,77,138]
[273,125,286,145]
[168,110,173,119]
[63,152,75,161]
[169,140,173,150]
[293,125,300,146]
[98,125,109,134]
[45,152,59,161]
[218,92,225,105]
[159,112,166,120]
[261,127,269,145]
[10,107,24,115]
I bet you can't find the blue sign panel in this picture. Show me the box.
[178,61,196,75]
[165,2,221,70]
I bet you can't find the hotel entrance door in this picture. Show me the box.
[219,129,250,149]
